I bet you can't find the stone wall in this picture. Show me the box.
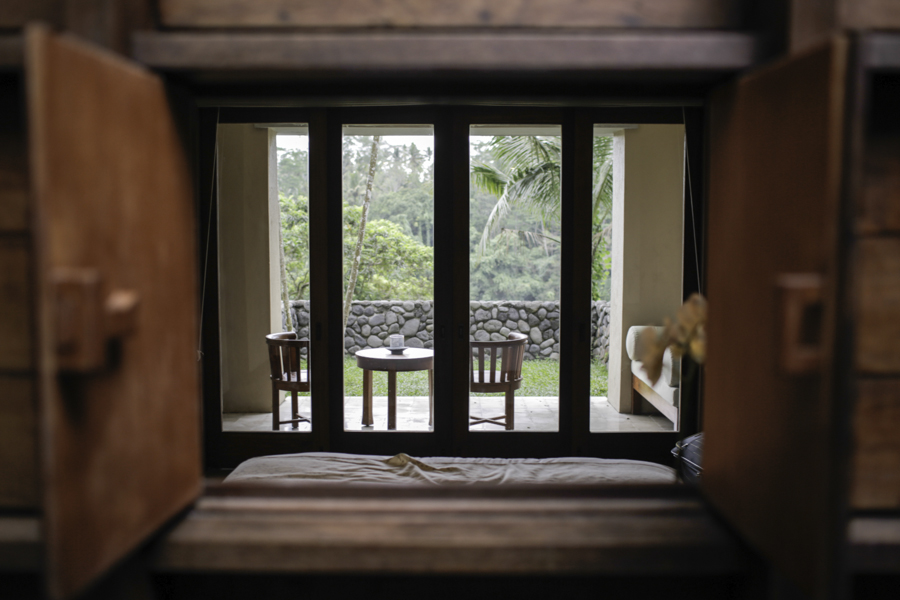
[591,301,611,363]
[286,300,611,363]
[471,301,557,360]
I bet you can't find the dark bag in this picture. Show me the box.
[671,432,703,485]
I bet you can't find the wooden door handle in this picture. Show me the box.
[776,273,823,375]
[53,268,140,372]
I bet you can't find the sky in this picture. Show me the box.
[276,134,495,157]
[277,134,437,155]
[277,134,500,173]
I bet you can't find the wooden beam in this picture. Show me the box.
[61,0,155,56]
[842,0,900,32]
[132,31,760,74]
[0,1,60,29]
[158,0,743,30]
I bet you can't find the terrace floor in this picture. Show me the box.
[223,395,673,433]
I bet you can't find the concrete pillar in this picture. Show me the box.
[217,124,282,413]
[607,124,685,413]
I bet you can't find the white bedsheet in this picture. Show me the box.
[224,452,677,486]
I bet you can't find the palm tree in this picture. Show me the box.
[471,135,614,299]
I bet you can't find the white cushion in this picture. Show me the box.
[625,326,664,361]
[625,325,680,388]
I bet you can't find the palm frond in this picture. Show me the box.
[479,190,515,254]
[592,157,613,222]
[491,227,560,250]
[502,162,561,218]
[470,163,508,197]
[491,136,561,172]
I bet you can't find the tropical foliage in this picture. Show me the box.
[471,135,614,301]
[342,205,433,301]
[277,133,611,304]
[279,191,311,300]
[277,137,435,302]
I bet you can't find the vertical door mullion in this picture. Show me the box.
[449,111,472,454]
[308,108,343,450]
[433,109,456,453]
[680,106,706,439]
[560,111,593,452]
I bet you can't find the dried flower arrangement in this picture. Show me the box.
[637,293,707,385]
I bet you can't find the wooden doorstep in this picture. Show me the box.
[132,31,759,73]
[151,486,749,576]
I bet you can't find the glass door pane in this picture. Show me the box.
[587,129,621,433]
[590,124,682,433]
[341,126,435,432]
[469,125,561,432]
[219,125,312,432]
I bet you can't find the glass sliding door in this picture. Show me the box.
[590,123,683,433]
[341,125,436,432]
[469,125,561,432]
[219,125,313,433]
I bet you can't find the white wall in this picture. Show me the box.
[607,124,685,413]
[218,124,282,413]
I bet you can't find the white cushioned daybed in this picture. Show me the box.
[626,325,680,425]
[224,452,677,486]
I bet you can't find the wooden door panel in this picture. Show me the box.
[26,26,201,598]
[856,238,900,372]
[704,39,847,597]
[0,374,39,508]
[0,236,33,371]
[852,379,900,509]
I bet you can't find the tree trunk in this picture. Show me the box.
[278,216,294,332]
[343,135,380,331]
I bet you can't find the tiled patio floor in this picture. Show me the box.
[223,395,673,433]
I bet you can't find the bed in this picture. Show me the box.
[223,452,677,486]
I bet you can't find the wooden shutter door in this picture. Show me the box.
[26,26,202,598]
[703,38,849,598]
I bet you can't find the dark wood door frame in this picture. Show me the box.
[199,105,700,469]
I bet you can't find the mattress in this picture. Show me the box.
[223,452,677,486]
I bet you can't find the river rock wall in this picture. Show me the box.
[286,300,611,363]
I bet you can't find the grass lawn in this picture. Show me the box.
[339,356,608,397]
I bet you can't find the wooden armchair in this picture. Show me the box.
[265,332,311,431]
[469,332,528,430]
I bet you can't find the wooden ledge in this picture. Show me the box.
[158,0,743,30]
[151,485,750,575]
[0,516,41,571]
[848,516,900,573]
[132,31,760,74]
[861,34,900,70]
